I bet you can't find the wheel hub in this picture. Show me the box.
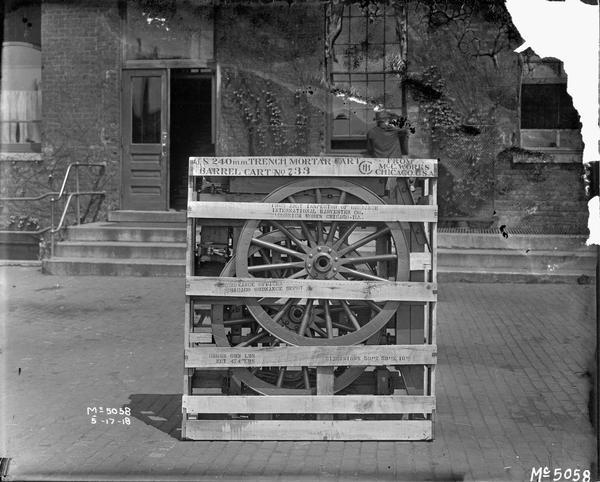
[306,245,341,279]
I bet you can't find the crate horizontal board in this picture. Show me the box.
[186,277,437,302]
[190,156,438,178]
[183,395,435,414]
[185,344,437,368]
[184,419,432,440]
[188,201,437,223]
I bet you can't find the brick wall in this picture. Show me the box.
[1,0,121,232]
[41,0,121,215]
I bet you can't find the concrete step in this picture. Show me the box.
[439,247,595,271]
[108,210,186,224]
[438,266,595,284]
[438,232,590,250]
[42,257,185,277]
[65,222,187,243]
[54,241,187,260]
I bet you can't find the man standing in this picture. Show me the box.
[366,110,408,158]
[367,110,414,193]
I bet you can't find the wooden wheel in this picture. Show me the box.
[211,240,378,395]
[234,178,410,346]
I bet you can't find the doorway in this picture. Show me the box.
[169,69,214,210]
[121,68,214,211]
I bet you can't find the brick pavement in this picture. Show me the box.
[0,266,595,481]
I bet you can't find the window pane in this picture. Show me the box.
[521,84,560,129]
[385,14,397,43]
[349,107,369,136]
[384,74,403,108]
[558,88,581,129]
[368,16,385,44]
[337,18,350,44]
[367,80,384,105]
[1,0,42,152]
[349,15,366,44]
[131,76,162,144]
[366,44,384,71]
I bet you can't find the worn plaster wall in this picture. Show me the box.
[405,3,587,232]
[215,4,326,157]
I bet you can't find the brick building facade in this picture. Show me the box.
[0,0,589,235]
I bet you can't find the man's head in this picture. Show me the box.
[374,110,391,126]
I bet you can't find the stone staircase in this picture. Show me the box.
[42,211,187,276]
[43,212,597,282]
[437,231,596,283]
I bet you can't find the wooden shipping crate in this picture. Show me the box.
[183,156,438,441]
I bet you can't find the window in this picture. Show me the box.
[520,58,583,158]
[1,0,42,155]
[329,5,403,151]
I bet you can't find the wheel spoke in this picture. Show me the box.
[288,195,317,247]
[287,268,307,279]
[309,321,328,338]
[223,317,257,327]
[363,300,383,313]
[298,299,314,336]
[323,300,334,339]
[237,330,269,347]
[272,298,299,324]
[340,300,362,331]
[276,367,286,387]
[338,226,391,256]
[315,188,324,245]
[339,253,397,265]
[251,237,305,260]
[338,266,389,282]
[325,191,347,244]
[268,221,311,254]
[248,261,305,273]
[302,367,311,389]
[332,222,359,250]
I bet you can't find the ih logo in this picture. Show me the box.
[358,161,372,175]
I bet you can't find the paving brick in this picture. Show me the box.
[2,267,596,480]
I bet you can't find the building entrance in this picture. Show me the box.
[121,68,213,211]
[169,70,214,211]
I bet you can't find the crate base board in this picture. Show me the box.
[183,419,432,441]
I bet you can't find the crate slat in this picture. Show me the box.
[188,201,437,223]
[186,277,436,302]
[190,156,438,178]
[182,395,435,414]
[184,419,432,440]
[185,344,437,368]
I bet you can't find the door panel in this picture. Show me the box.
[122,69,168,210]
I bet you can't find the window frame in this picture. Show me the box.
[326,5,404,154]
[519,57,583,163]
[1,0,42,158]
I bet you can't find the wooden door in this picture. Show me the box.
[122,69,168,210]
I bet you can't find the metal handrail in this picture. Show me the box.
[0,192,59,202]
[50,191,105,256]
[57,162,105,200]
[1,161,107,257]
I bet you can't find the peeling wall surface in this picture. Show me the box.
[505,0,600,243]
[0,0,596,236]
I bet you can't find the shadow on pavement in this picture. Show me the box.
[127,394,182,440]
